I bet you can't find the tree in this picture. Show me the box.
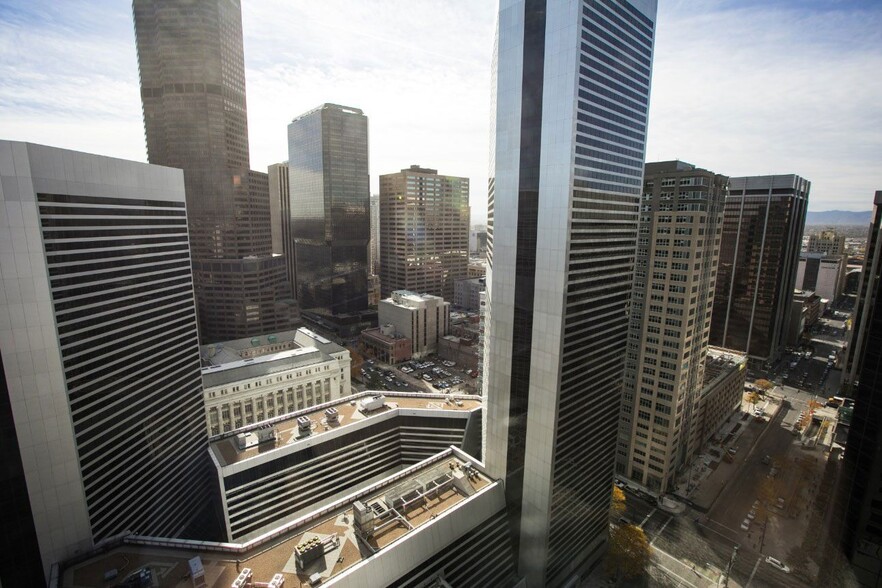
[611,485,626,518]
[605,524,652,580]
[755,379,774,393]
[746,391,760,406]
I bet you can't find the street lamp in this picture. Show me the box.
[722,544,739,587]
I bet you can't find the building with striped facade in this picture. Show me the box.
[484,0,657,585]
[0,141,210,585]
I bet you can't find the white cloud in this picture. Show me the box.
[1,0,879,221]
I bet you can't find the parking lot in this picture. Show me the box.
[357,355,478,395]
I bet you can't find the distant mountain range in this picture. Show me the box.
[805,210,872,226]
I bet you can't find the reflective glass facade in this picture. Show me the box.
[288,104,370,316]
[710,175,809,364]
[484,0,656,585]
[133,0,295,342]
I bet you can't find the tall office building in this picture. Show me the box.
[269,162,296,292]
[616,161,726,493]
[709,175,809,366]
[133,0,296,343]
[844,192,882,393]
[288,104,370,318]
[0,141,211,584]
[484,0,657,584]
[836,191,882,586]
[379,165,470,300]
[370,193,380,276]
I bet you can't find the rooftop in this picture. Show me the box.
[201,327,345,366]
[201,346,330,389]
[209,391,481,467]
[703,346,747,390]
[61,449,493,588]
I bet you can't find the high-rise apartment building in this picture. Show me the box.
[379,165,470,300]
[133,0,296,343]
[807,229,846,256]
[616,161,726,493]
[836,191,882,587]
[484,0,657,584]
[710,175,809,366]
[0,141,211,584]
[288,104,370,318]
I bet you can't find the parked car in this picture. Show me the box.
[761,455,771,465]
[740,519,750,531]
[765,556,791,573]
[747,510,756,520]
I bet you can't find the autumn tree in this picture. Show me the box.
[610,485,626,519]
[754,379,774,393]
[746,391,760,407]
[605,524,652,580]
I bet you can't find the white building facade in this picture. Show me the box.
[202,328,351,435]
[378,290,450,358]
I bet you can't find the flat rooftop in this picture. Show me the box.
[202,327,345,366]
[703,347,747,388]
[201,346,328,388]
[210,392,482,467]
[61,451,491,588]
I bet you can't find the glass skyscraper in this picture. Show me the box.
[709,175,810,365]
[483,0,657,585]
[133,0,296,343]
[288,104,371,318]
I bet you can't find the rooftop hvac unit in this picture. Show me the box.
[256,424,276,443]
[358,395,386,413]
[294,537,325,567]
[297,416,312,435]
[231,568,253,588]
[268,574,285,588]
[235,433,250,451]
[325,407,339,424]
[353,500,376,535]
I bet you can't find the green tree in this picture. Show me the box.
[605,524,652,580]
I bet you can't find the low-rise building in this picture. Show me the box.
[696,348,748,447]
[454,277,485,312]
[438,335,481,372]
[360,324,412,364]
[467,258,487,278]
[378,291,450,358]
[201,328,351,435]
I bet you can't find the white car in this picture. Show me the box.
[747,510,756,520]
[740,519,750,531]
[765,556,791,573]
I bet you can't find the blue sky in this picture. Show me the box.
[1,0,880,223]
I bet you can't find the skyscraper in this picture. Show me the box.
[0,141,211,583]
[133,0,296,343]
[288,104,370,318]
[379,165,470,300]
[835,191,882,586]
[269,162,296,293]
[616,161,727,493]
[710,175,809,366]
[483,0,657,584]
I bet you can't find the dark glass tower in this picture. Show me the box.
[484,0,657,585]
[288,104,370,317]
[836,191,882,587]
[709,175,809,365]
[133,0,295,343]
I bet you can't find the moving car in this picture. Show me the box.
[765,556,791,573]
